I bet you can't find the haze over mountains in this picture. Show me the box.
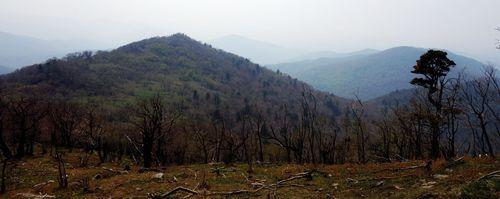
[205,35,489,100]
[0,31,111,69]
[1,31,490,101]
[271,46,486,100]
[208,35,304,65]
[0,32,377,71]
[0,65,13,74]
[286,49,380,63]
[209,35,381,65]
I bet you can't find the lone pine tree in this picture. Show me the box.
[410,50,456,159]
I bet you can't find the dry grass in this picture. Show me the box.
[3,152,499,198]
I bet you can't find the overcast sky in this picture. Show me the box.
[1,0,499,64]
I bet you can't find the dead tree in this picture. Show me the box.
[132,94,181,168]
[461,71,497,157]
[300,89,319,164]
[55,152,68,188]
[235,106,253,169]
[184,120,211,164]
[249,109,265,163]
[269,104,295,163]
[351,96,367,164]
[338,110,354,163]
[442,77,463,159]
[7,96,46,158]
[0,97,12,159]
[49,101,81,150]
[408,99,427,159]
[390,99,426,160]
[209,109,228,163]
[317,120,338,164]
[0,158,9,194]
[81,107,106,165]
[483,66,500,137]
[374,112,393,162]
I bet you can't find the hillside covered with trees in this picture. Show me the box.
[0,33,348,165]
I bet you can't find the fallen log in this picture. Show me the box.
[15,193,56,198]
[396,161,432,172]
[32,180,55,191]
[443,156,465,169]
[151,171,318,198]
[477,170,500,181]
[358,173,416,182]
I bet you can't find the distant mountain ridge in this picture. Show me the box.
[271,46,485,100]
[284,49,379,63]
[0,31,110,68]
[209,35,304,65]
[209,35,378,65]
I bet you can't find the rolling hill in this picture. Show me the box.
[1,33,345,117]
[270,46,485,100]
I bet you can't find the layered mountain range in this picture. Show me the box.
[270,46,485,100]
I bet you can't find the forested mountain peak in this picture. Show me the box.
[116,33,200,53]
[1,33,345,117]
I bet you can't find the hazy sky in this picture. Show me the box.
[1,0,499,64]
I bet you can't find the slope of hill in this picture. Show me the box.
[0,31,110,68]
[271,46,485,100]
[208,35,304,65]
[1,33,344,117]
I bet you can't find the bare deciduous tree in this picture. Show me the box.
[442,75,463,159]
[132,94,181,168]
[461,69,497,157]
[0,96,12,159]
[269,104,295,163]
[7,96,46,158]
[80,107,107,166]
[351,96,367,164]
[49,101,81,150]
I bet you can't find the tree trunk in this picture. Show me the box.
[56,153,68,188]
[257,129,264,162]
[0,127,12,159]
[0,159,7,194]
[143,135,153,168]
[430,126,440,159]
[478,116,495,157]
[16,129,26,158]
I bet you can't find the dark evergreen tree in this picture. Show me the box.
[410,50,456,159]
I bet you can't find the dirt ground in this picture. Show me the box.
[3,152,499,198]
